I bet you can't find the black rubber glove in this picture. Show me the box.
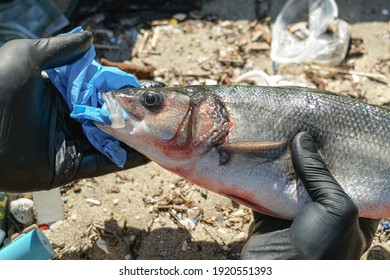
[0,33,149,193]
[241,132,379,260]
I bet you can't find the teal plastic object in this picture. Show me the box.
[0,229,54,260]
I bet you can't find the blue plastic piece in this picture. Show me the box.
[46,27,140,167]
[381,221,390,230]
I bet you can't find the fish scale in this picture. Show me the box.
[98,85,390,219]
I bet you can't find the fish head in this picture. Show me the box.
[97,87,231,169]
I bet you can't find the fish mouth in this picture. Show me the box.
[101,91,139,132]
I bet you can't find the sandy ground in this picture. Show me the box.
[4,4,390,260]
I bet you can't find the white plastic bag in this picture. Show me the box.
[271,0,350,65]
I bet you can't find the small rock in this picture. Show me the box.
[9,198,35,225]
[181,240,188,251]
[73,185,81,193]
[234,231,246,240]
[110,186,121,193]
[113,199,119,205]
[129,235,136,244]
[215,213,225,227]
[144,195,156,204]
[70,214,78,221]
[69,246,78,252]
[232,209,245,217]
[86,198,101,206]
[22,224,38,233]
[222,245,230,252]
[62,196,69,203]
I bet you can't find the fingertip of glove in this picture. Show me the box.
[292,132,317,155]
[72,30,94,46]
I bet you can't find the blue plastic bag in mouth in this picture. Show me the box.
[45,26,140,167]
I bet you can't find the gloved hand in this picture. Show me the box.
[0,32,149,193]
[241,132,379,260]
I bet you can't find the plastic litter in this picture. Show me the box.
[33,188,64,226]
[0,0,68,44]
[271,0,350,65]
[96,237,109,254]
[234,70,316,88]
[381,220,390,230]
[180,218,196,230]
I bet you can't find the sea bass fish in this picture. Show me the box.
[96,85,390,220]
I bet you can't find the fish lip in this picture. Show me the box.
[101,91,139,130]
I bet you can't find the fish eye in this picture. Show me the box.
[141,91,163,110]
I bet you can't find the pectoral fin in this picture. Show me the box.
[217,141,287,165]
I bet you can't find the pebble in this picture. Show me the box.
[181,240,188,251]
[9,198,35,225]
[113,199,119,205]
[234,231,247,240]
[215,213,225,227]
[232,209,245,217]
[222,245,230,252]
[110,186,121,193]
[129,235,136,244]
[144,195,156,204]
[69,246,78,252]
[86,198,101,206]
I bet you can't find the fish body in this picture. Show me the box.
[97,86,390,220]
